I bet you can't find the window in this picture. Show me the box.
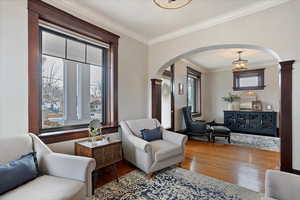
[187,67,201,115]
[233,68,265,91]
[28,0,119,142]
[40,28,106,132]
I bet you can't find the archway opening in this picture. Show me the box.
[154,44,284,192]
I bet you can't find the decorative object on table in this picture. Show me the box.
[222,92,240,110]
[88,119,102,145]
[266,104,273,111]
[252,100,262,111]
[240,91,257,110]
[95,167,261,200]
[178,83,184,95]
[153,0,192,9]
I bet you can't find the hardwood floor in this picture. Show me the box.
[96,139,280,193]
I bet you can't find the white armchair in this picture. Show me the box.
[0,133,96,200]
[120,119,188,175]
[265,170,300,200]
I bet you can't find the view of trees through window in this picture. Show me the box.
[41,28,105,130]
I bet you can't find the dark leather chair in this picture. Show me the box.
[182,106,211,141]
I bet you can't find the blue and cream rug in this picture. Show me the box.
[192,132,280,152]
[91,167,262,200]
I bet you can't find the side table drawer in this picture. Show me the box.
[94,143,122,169]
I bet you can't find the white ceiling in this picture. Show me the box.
[47,0,290,44]
[187,48,277,70]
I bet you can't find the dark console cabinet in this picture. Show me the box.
[224,111,277,137]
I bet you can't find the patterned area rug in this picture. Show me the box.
[192,132,280,152]
[90,167,262,200]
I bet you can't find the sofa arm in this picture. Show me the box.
[265,170,300,200]
[42,153,96,197]
[127,134,152,153]
[162,130,188,147]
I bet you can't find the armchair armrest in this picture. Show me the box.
[162,130,188,147]
[127,134,152,153]
[42,153,96,182]
[265,170,300,200]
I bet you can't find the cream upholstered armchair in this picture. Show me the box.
[265,170,300,200]
[120,119,188,176]
[0,133,96,200]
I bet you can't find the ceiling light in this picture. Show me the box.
[153,0,192,9]
[232,51,248,71]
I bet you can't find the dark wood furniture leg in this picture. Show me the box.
[92,170,98,195]
[113,163,119,182]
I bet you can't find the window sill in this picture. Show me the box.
[192,112,202,118]
[233,86,265,91]
[39,124,119,144]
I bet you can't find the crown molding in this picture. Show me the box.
[42,0,290,46]
[148,0,291,45]
[41,0,148,44]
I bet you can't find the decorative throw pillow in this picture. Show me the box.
[0,152,39,194]
[141,127,162,142]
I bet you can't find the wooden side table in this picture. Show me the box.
[75,138,122,193]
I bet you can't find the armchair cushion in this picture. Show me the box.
[141,127,162,142]
[0,152,39,194]
[150,140,182,162]
[0,175,85,200]
[126,119,160,138]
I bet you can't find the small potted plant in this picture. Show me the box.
[222,92,240,110]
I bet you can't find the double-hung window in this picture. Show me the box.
[28,0,119,143]
[187,67,201,115]
[40,24,107,132]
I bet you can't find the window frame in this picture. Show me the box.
[28,0,119,143]
[186,67,202,117]
[39,27,107,133]
[233,68,265,91]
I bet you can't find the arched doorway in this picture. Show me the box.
[151,43,294,179]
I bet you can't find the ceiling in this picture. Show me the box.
[47,0,290,44]
[186,48,277,70]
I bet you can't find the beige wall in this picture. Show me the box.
[0,0,28,138]
[173,59,208,131]
[205,65,280,123]
[0,1,148,155]
[148,0,300,170]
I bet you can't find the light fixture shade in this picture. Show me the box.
[153,0,192,9]
[232,51,248,71]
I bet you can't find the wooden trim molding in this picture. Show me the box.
[280,60,295,173]
[151,79,162,122]
[28,0,119,142]
[187,67,202,115]
[233,68,265,91]
[170,64,175,131]
[187,66,201,78]
[40,125,119,144]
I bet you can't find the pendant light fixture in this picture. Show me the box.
[153,0,192,9]
[232,51,248,71]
